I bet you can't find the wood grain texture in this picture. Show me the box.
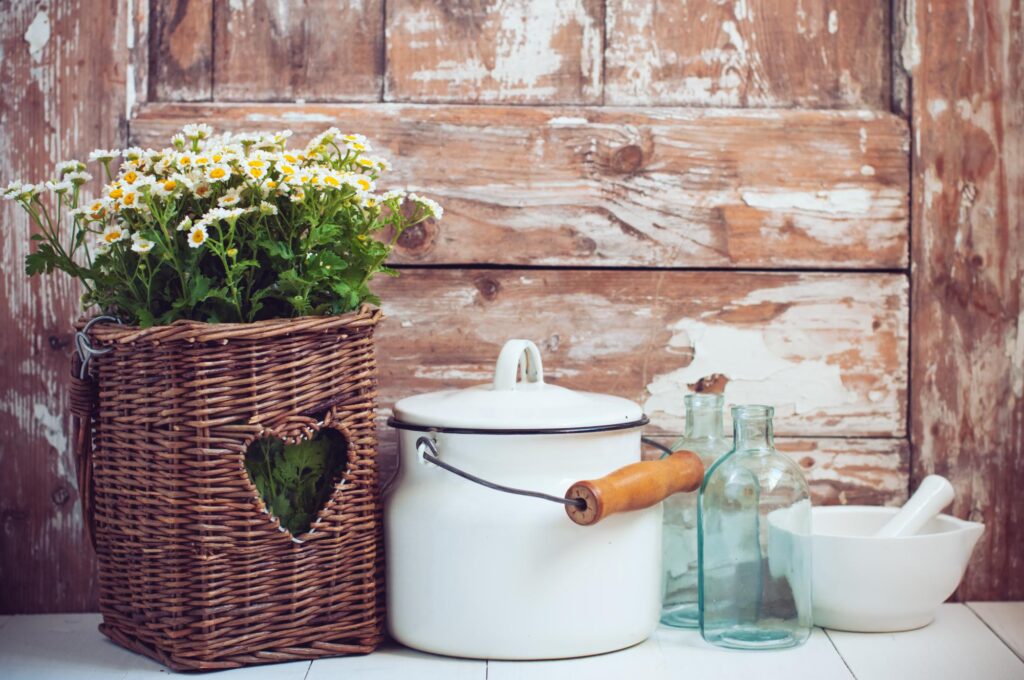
[371,269,908,437]
[130,103,909,269]
[385,0,603,104]
[149,0,211,101]
[0,0,130,613]
[907,0,1024,600]
[606,0,890,108]
[213,0,383,102]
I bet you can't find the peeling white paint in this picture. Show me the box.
[741,188,873,215]
[928,98,948,119]
[900,0,921,71]
[33,403,69,462]
[860,165,876,176]
[24,10,50,62]
[645,321,858,432]
[827,10,839,34]
[547,116,589,127]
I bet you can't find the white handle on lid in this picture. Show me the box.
[493,339,545,391]
[875,474,956,538]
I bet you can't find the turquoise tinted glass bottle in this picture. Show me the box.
[661,393,730,628]
[698,405,812,649]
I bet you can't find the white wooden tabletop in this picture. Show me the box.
[1,603,1021,680]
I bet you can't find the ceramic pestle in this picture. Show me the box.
[875,475,956,538]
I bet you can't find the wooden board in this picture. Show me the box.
[968,602,1024,662]
[906,0,1024,600]
[605,0,890,109]
[826,605,1024,680]
[130,103,909,269]
[0,0,131,614]
[372,269,908,437]
[385,0,603,104]
[148,0,211,101]
[213,0,383,102]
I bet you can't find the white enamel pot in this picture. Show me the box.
[385,339,703,660]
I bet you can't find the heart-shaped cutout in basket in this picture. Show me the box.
[244,427,349,536]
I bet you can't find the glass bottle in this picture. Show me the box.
[698,405,812,650]
[660,393,731,628]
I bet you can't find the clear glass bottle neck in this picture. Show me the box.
[732,413,774,451]
[685,407,724,439]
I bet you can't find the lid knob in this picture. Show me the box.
[493,339,545,391]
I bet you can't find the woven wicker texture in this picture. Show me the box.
[71,306,385,671]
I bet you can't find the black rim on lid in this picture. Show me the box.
[386,415,650,436]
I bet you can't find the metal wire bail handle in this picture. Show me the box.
[75,315,122,379]
[415,436,587,510]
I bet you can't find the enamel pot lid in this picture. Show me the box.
[390,339,647,434]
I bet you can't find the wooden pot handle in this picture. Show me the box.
[564,450,704,526]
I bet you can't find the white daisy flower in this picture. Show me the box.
[120,189,139,208]
[65,171,93,185]
[346,174,374,193]
[171,133,186,150]
[204,206,248,223]
[57,160,86,175]
[409,193,443,220]
[123,147,145,162]
[205,163,231,183]
[182,123,213,140]
[187,223,209,248]
[46,180,74,195]
[131,236,155,254]
[258,201,278,216]
[381,189,406,201]
[101,224,129,244]
[218,188,244,207]
[88,149,120,163]
[176,216,193,232]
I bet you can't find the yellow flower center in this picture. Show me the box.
[357,178,371,191]
[249,167,264,178]
[109,187,123,199]
[195,157,210,166]
[266,180,277,188]
[104,230,122,243]
[123,171,138,184]
[191,230,205,244]
[179,156,192,166]
[123,194,135,206]
[209,167,227,179]
[195,185,210,196]
[247,159,267,168]
[323,176,340,187]
[163,180,176,190]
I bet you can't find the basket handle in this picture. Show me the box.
[69,354,97,549]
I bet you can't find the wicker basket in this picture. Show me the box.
[69,306,385,671]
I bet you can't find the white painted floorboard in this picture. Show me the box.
[826,604,1024,680]
[1,605,1021,679]
[968,602,1024,662]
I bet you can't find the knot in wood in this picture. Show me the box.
[611,144,644,174]
[473,276,501,301]
[397,220,438,257]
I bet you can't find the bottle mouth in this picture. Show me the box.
[731,404,774,419]
[684,393,724,408]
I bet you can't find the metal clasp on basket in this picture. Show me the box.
[74,315,122,379]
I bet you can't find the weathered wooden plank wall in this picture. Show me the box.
[906,0,1023,600]
[0,0,132,613]
[0,0,1019,612]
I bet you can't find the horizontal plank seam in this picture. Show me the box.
[131,102,908,120]
[388,264,911,275]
